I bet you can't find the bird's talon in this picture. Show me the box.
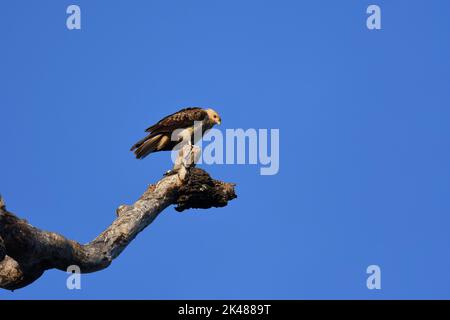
[164,169,177,176]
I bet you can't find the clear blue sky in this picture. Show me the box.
[1,0,450,299]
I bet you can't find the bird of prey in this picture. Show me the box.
[131,107,222,159]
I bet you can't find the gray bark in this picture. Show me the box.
[0,146,236,291]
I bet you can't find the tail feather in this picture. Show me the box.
[130,135,151,152]
[132,134,166,159]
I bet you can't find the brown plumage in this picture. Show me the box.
[131,107,222,159]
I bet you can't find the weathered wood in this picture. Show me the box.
[0,146,236,290]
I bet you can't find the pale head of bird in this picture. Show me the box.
[205,108,222,125]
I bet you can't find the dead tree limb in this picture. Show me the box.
[0,145,236,291]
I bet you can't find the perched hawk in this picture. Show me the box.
[131,107,222,159]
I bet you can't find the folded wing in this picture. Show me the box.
[131,107,207,159]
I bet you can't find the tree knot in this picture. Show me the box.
[175,168,237,212]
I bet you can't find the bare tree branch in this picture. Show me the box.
[0,146,236,291]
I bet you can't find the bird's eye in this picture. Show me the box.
[213,115,217,118]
